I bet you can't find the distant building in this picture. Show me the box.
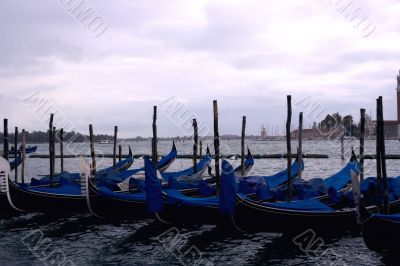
[365,113,374,136]
[261,125,267,139]
[370,120,398,138]
[290,128,320,140]
[368,70,400,138]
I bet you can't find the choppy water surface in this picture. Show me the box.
[1,139,400,265]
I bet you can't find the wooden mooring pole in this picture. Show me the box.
[378,97,389,214]
[241,116,246,177]
[52,127,56,180]
[360,109,365,181]
[3,119,8,160]
[21,129,25,183]
[376,98,382,212]
[113,126,118,168]
[193,119,198,173]
[152,106,158,168]
[286,95,292,202]
[118,145,122,162]
[49,114,54,185]
[199,141,203,158]
[376,98,382,213]
[341,134,345,160]
[14,127,18,181]
[60,128,64,172]
[213,100,220,191]
[89,124,96,177]
[298,112,303,179]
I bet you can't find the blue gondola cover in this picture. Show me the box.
[219,160,238,214]
[144,157,163,213]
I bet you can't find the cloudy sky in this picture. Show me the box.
[1,0,399,137]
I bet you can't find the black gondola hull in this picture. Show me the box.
[157,203,223,226]
[155,190,235,226]
[87,179,151,220]
[0,192,17,213]
[233,197,400,235]
[7,178,86,213]
[362,217,400,252]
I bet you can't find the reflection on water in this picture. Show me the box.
[2,140,399,265]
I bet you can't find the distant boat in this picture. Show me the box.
[98,140,113,144]
[9,145,37,154]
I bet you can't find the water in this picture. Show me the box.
[1,139,400,265]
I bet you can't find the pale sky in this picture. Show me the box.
[1,0,399,137]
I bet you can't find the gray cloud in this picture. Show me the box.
[0,0,399,137]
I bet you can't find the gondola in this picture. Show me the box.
[3,150,134,213]
[9,154,22,171]
[232,168,400,235]
[152,153,398,233]
[157,141,177,173]
[0,157,15,213]
[0,155,25,212]
[151,157,303,226]
[3,143,177,214]
[9,145,37,154]
[94,143,180,190]
[359,202,400,252]
[356,170,400,252]
[233,147,255,177]
[29,147,134,186]
[85,150,214,220]
[251,149,359,203]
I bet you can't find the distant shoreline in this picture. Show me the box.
[1,137,398,145]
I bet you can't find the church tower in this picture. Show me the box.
[261,125,267,139]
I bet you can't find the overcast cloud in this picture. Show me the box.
[1,0,399,137]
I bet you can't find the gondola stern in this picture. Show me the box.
[128,145,133,158]
[350,147,358,163]
[0,157,24,212]
[172,141,176,151]
[81,158,104,219]
[6,175,26,212]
